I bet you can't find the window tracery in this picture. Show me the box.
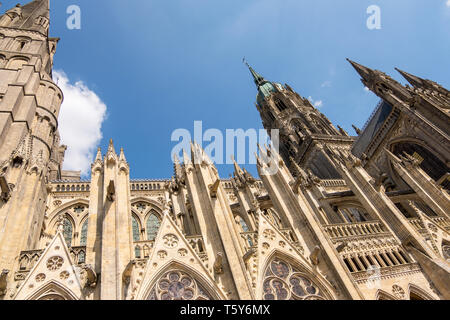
[262,258,327,300]
[146,212,161,241]
[132,216,140,241]
[80,219,88,246]
[62,217,73,246]
[146,270,213,300]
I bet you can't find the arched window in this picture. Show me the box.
[80,219,88,246]
[262,257,328,300]
[146,270,214,300]
[146,213,161,241]
[62,217,73,246]
[274,99,287,112]
[132,216,140,241]
[135,245,141,258]
[7,57,28,69]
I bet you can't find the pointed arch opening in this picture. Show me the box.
[80,219,88,246]
[408,284,434,300]
[146,210,161,241]
[25,281,79,301]
[141,262,223,300]
[260,253,333,300]
[132,215,141,242]
[376,290,397,300]
[62,217,73,247]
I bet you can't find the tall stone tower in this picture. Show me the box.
[244,61,353,180]
[0,0,65,276]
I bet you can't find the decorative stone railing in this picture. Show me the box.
[133,240,155,259]
[408,216,450,233]
[15,246,86,281]
[130,180,166,191]
[240,231,258,252]
[324,220,388,240]
[351,262,422,284]
[52,183,90,193]
[408,218,425,232]
[431,216,450,230]
[70,246,87,264]
[320,179,347,188]
[186,235,208,263]
[280,228,304,254]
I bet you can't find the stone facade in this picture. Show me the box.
[0,0,449,300]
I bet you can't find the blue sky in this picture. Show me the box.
[2,0,450,179]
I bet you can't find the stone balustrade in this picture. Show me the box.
[324,220,387,240]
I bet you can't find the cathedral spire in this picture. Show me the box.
[243,58,267,88]
[394,68,424,88]
[346,58,373,82]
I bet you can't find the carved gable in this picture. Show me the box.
[133,213,226,300]
[14,232,83,300]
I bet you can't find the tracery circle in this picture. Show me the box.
[263,258,326,300]
[263,229,276,240]
[149,270,212,300]
[35,273,46,282]
[46,256,64,271]
[163,234,179,248]
[59,271,70,280]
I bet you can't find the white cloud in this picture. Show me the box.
[447,0,450,7]
[364,86,370,92]
[321,80,332,88]
[308,96,323,108]
[54,70,107,176]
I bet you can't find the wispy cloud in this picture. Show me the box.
[447,0,450,7]
[321,80,332,88]
[54,71,107,176]
[308,96,323,108]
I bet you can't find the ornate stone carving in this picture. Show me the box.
[163,234,178,248]
[46,256,63,271]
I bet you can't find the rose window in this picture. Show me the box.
[262,258,327,300]
[147,270,212,300]
[46,256,64,271]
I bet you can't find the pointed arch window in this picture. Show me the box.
[262,258,328,300]
[62,217,73,246]
[132,216,140,241]
[80,219,88,246]
[274,99,287,112]
[146,212,161,241]
[146,270,213,300]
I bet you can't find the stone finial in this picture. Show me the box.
[352,124,361,135]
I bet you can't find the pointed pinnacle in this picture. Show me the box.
[346,58,372,80]
[394,68,423,88]
[119,147,126,162]
[182,149,191,165]
[231,155,244,175]
[352,124,361,135]
[94,147,102,161]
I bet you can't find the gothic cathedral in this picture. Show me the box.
[0,0,449,300]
